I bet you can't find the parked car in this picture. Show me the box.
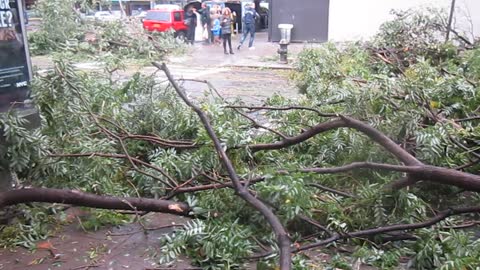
[142,5,188,39]
[94,11,118,22]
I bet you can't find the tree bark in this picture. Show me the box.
[301,162,480,191]
[0,188,191,216]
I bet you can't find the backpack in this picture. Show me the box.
[244,10,255,24]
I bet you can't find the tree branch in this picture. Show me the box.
[248,116,421,166]
[302,162,480,192]
[163,177,266,199]
[225,105,337,118]
[0,188,191,216]
[295,206,480,252]
[455,116,480,123]
[154,62,292,270]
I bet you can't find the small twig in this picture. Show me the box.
[374,53,406,76]
[440,221,480,230]
[225,105,337,118]
[455,115,480,122]
[449,136,480,159]
[108,224,184,236]
[307,183,355,198]
[145,267,203,270]
[251,236,270,251]
[298,214,333,237]
[454,159,480,170]
[71,264,102,270]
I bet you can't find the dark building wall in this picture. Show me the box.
[268,0,329,43]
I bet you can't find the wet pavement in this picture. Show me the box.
[0,209,192,270]
[31,32,307,105]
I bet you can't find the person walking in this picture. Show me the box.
[221,7,234,55]
[185,8,198,45]
[198,2,211,44]
[237,3,259,50]
[211,14,221,45]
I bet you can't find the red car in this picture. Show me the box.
[142,5,188,39]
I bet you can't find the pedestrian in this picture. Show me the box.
[221,7,234,55]
[185,8,198,45]
[198,2,211,44]
[231,11,237,37]
[211,14,221,45]
[237,3,259,50]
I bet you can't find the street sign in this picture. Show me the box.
[0,0,32,112]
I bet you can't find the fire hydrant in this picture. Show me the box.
[277,24,293,64]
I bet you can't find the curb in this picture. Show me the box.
[224,64,294,70]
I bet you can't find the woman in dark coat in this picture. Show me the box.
[185,8,198,45]
[220,7,234,55]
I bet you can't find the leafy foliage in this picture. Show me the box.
[1,6,479,270]
[28,0,185,60]
[160,219,255,269]
[28,0,82,54]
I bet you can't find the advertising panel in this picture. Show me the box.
[0,0,31,112]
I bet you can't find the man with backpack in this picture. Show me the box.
[237,2,259,50]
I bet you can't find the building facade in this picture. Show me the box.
[328,0,480,42]
[20,0,480,42]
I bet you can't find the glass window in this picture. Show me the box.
[145,11,170,22]
[173,12,181,22]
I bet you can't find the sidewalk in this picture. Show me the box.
[169,32,313,69]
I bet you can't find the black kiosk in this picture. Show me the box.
[0,0,31,110]
[0,0,38,191]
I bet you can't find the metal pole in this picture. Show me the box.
[445,0,456,42]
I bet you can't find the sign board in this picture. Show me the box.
[0,0,32,112]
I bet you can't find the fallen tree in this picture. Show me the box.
[1,7,480,270]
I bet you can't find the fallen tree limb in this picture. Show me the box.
[302,162,480,192]
[247,116,421,166]
[246,116,480,191]
[163,177,265,199]
[295,206,480,252]
[154,62,292,270]
[0,188,191,216]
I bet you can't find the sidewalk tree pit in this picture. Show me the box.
[1,6,480,270]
